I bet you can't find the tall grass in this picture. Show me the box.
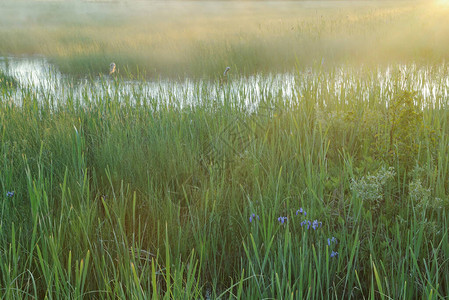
[1,1,449,78]
[1,62,448,298]
[0,70,17,90]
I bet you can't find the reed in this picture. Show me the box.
[0,61,448,298]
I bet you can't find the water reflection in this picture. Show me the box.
[1,56,448,110]
[0,56,298,111]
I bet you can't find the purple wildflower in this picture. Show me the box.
[301,220,311,229]
[249,213,259,223]
[6,191,14,197]
[278,216,288,224]
[330,251,339,258]
[327,237,338,246]
[296,207,307,216]
[312,220,322,230]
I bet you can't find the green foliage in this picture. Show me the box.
[386,90,423,174]
[0,70,17,89]
[0,63,448,298]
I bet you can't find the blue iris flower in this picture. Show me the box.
[249,213,259,223]
[278,216,288,224]
[296,207,307,216]
[327,237,337,246]
[301,220,311,229]
[312,220,322,230]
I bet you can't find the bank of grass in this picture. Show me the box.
[1,1,449,78]
[0,70,17,90]
[0,64,448,298]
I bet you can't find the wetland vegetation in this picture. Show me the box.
[1,0,449,298]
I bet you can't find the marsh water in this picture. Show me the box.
[1,56,449,110]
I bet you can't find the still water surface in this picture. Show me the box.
[1,56,448,110]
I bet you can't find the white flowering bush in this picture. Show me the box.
[350,166,396,208]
